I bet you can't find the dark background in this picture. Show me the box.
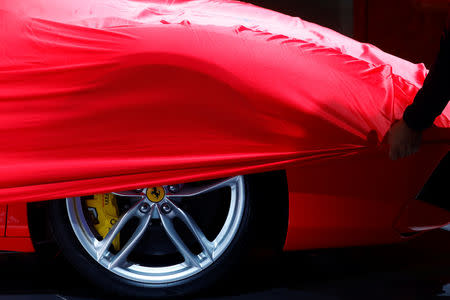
[0,229,449,299]
[248,0,448,67]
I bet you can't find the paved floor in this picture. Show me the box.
[0,229,448,300]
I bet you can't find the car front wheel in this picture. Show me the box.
[48,175,253,298]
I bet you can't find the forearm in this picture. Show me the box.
[403,24,449,131]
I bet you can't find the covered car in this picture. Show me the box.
[0,0,448,298]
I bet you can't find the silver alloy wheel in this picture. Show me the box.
[65,176,245,284]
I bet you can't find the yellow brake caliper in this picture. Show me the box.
[86,193,121,251]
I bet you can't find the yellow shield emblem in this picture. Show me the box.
[146,186,165,203]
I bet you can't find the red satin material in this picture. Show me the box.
[1,0,449,203]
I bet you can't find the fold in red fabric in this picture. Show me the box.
[0,0,449,203]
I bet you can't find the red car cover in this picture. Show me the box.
[0,0,449,203]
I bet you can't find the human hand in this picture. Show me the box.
[387,120,422,160]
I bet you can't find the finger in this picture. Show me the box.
[386,130,392,145]
[407,144,419,157]
[404,144,412,158]
[403,144,411,157]
[389,147,398,160]
[399,144,408,159]
[412,141,421,154]
[389,144,394,159]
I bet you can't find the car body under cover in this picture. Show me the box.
[0,0,448,252]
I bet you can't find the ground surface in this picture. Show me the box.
[0,229,448,299]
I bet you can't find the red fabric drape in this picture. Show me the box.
[0,0,448,203]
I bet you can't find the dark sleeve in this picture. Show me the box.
[402,23,449,131]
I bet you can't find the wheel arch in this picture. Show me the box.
[27,200,60,254]
[245,170,289,254]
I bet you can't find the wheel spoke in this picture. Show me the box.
[159,207,201,268]
[171,202,214,260]
[94,199,144,262]
[108,206,154,270]
[166,177,235,198]
[112,190,145,198]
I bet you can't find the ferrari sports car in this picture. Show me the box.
[0,0,449,298]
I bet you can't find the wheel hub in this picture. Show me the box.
[65,176,245,284]
[145,186,165,203]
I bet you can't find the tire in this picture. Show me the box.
[48,175,255,298]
